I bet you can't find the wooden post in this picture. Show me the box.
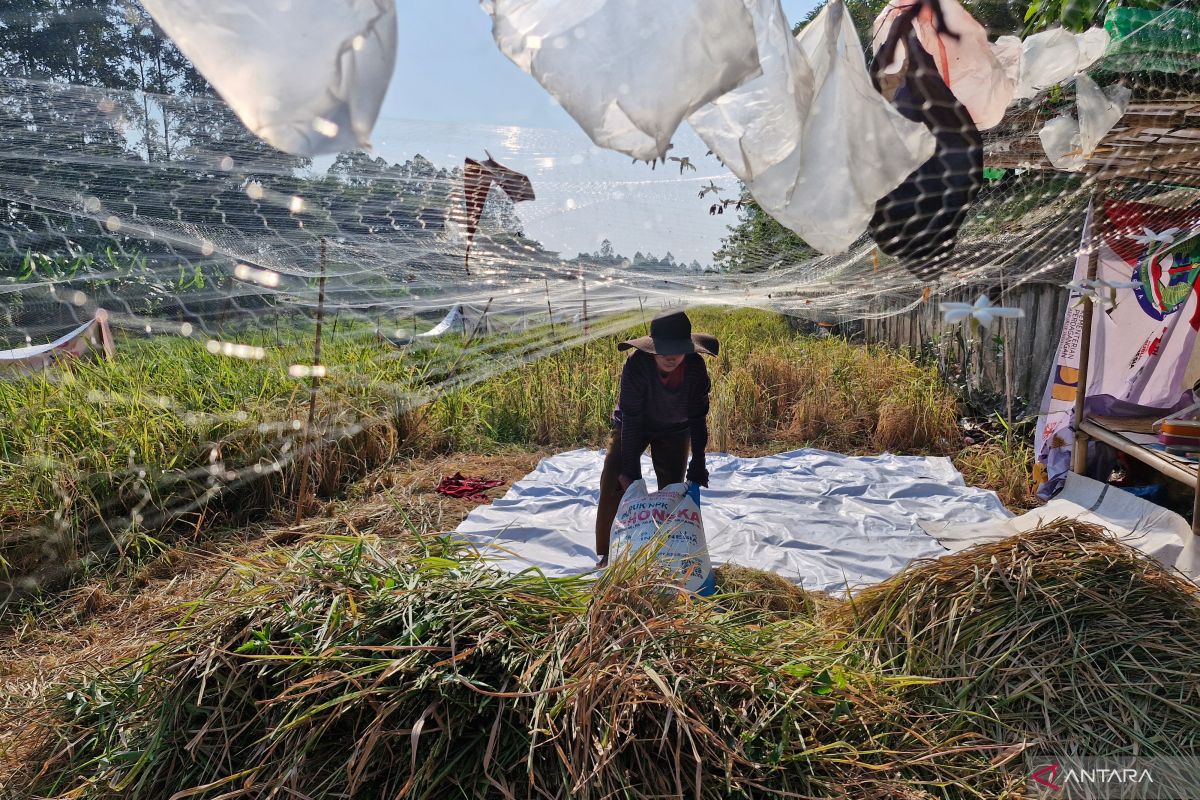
[1003,316,1015,426]
[1001,275,1014,426]
[581,276,589,334]
[294,236,328,525]
[1071,189,1104,476]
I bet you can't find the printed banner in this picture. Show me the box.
[1035,199,1200,498]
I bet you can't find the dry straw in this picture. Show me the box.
[839,519,1200,756]
[29,535,1017,799]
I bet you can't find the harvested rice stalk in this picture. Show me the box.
[712,563,834,618]
[28,537,1018,799]
[839,519,1200,756]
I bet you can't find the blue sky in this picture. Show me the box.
[354,1,823,265]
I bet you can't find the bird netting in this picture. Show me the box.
[1,0,1198,597]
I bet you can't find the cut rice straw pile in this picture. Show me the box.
[26,534,1018,800]
[839,519,1200,756]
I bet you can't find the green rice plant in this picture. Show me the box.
[0,323,447,578]
[954,416,1037,509]
[837,519,1200,756]
[27,534,1019,799]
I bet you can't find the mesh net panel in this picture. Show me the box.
[1,0,1197,596]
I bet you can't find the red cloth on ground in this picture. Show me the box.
[436,472,504,502]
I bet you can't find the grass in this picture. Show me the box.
[444,307,962,458]
[0,323,439,577]
[23,533,1020,800]
[1,306,1029,595]
[953,418,1038,509]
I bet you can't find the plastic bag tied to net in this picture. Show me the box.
[867,1,983,279]
[139,0,398,156]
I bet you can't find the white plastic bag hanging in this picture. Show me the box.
[686,0,813,187]
[482,0,762,162]
[1007,26,1111,100]
[1039,75,1131,171]
[871,0,1014,130]
[140,0,397,157]
[689,0,934,255]
[609,480,714,596]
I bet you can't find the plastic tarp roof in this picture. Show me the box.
[454,447,1010,594]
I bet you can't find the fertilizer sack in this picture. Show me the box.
[609,480,714,596]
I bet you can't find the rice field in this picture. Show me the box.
[3,307,1198,798]
[1,308,991,589]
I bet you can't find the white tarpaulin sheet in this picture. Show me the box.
[455,448,1010,594]
[0,311,114,376]
[922,472,1200,584]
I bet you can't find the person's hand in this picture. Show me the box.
[618,474,633,491]
[686,460,709,488]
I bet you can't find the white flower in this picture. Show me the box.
[1065,277,1141,309]
[941,295,1025,328]
[1129,226,1180,247]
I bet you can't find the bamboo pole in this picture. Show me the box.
[581,276,589,334]
[294,236,328,525]
[1071,188,1104,476]
[1004,316,1015,425]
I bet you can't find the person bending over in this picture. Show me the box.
[595,309,718,567]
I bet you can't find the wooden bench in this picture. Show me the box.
[1078,415,1200,535]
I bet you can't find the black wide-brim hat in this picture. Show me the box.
[617,310,719,356]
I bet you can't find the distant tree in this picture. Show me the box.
[712,191,818,273]
[599,238,615,259]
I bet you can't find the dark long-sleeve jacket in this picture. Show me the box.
[613,351,710,481]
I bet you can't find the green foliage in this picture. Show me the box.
[1023,0,1168,34]
[0,322,447,573]
[711,193,818,273]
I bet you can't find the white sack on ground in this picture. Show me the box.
[1040,75,1131,171]
[139,0,397,156]
[871,0,1014,130]
[923,473,1200,584]
[454,448,1010,595]
[689,0,934,255]
[1006,26,1111,101]
[482,0,761,162]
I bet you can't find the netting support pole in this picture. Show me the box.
[1072,186,1104,476]
[295,236,328,526]
[1002,273,1014,426]
[545,278,555,337]
[582,276,589,335]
